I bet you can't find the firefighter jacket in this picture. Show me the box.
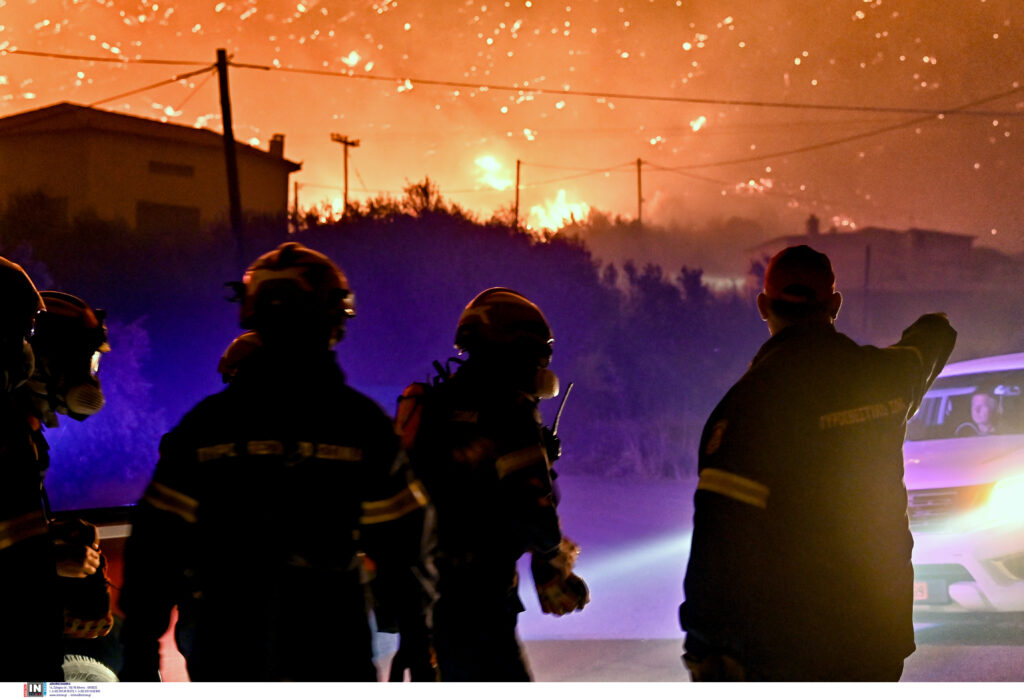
[679,314,956,680]
[119,351,434,681]
[0,392,63,680]
[396,360,564,615]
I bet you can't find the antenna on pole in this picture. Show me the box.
[330,133,360,218]
[514,158,521,231]
[636,157,643,227]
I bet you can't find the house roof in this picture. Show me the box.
[746,226,975,256]
[0,102,301,173]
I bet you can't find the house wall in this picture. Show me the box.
[0,127,293,232]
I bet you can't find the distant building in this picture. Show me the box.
[0,102,300,236]
[747,215,1018,293]
[747,216,1024,356]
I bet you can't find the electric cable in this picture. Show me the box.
[172,67,217,112]
[88,65,216,107]
[652,83,1024,171]
[6,48,1022,118]
[228,59,1024,118]
[3,49,212,67]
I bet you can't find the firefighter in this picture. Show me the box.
[118,242,435,681]
[395,287,589,681]
[0,257,62,681]
[679,245,957,681]
[28,291,116,673]
[0,269,111,680]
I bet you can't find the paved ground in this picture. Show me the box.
[159,476,1024,682]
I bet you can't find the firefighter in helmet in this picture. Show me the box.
[0,257,62,680]
[0,264,111,680]
[395,287,589,681]
[119,242,436,681]
[27,291,116,669]
[26,291,110,428]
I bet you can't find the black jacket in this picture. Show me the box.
[0,393,62,680]
[680,314,956,680]
[397,361,563,612]
[120,351,433,681]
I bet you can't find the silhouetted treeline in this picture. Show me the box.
[290,179,767,478]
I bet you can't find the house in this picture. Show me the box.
[747,216,1018,294]
[746,216,1024,355]
[0,102,300,235]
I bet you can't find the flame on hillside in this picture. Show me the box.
[475,155,514,191]
[526,190,590,232]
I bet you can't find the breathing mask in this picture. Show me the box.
[534,366,560,400]
[28,292,109,426]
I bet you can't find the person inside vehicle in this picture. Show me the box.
[955,389,1000,437]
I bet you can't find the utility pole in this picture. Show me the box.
[514,159,521,231]
[862,244,872,338]
[636,157,643,227]
[330,133,360,218]
[216,48,243,269]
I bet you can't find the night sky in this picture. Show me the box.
[3,0,1024,260]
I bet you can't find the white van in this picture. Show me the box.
[904,352,1024,612]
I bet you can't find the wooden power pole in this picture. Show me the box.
[330,133,360,217]
[514,158,521,231]
[636,157,643,227]
[216,49,244,268]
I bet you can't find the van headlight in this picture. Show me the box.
[985,475,1024,527]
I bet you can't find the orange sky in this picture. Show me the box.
[3,0,1024,256]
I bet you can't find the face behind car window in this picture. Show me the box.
[907,371,1024,441]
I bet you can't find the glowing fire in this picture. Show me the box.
[735,177,773,195]
[474,155,513,191]
[690,115,707,132]
[527,190,590,231]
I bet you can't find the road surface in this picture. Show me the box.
[163,475,1024,682]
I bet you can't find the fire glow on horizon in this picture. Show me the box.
[3,1,1024,253]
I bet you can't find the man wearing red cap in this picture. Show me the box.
[678,245,957,681]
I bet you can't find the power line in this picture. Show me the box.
[230,59,1024,118]
[653,83,1024,172]
[7,48,1023,118]
[3,49,214,67]
[88,65,216,107]
[173,67,217,111]
[520,159,634,172]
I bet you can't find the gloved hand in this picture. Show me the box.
[541,425,561,464]
[531,538,590,616]
[51,518,101,578]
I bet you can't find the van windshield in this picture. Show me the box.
[907,370,1024,441]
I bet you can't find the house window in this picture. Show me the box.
[136,200,200,236]
[148,161,195,178]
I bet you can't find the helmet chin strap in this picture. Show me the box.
[26,376,61,428]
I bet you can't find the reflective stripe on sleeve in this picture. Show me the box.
[247,440,284,456]
[143,481,200,523]
[197,443,237,462]
[0,510,49,551]
[316,445,363,462]
[360,479,429,525]
[495,444,547,479]
[697,468,770,509]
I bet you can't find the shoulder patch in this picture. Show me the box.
[705,419,728,455]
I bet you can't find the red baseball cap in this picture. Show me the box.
[763,245,836,303]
